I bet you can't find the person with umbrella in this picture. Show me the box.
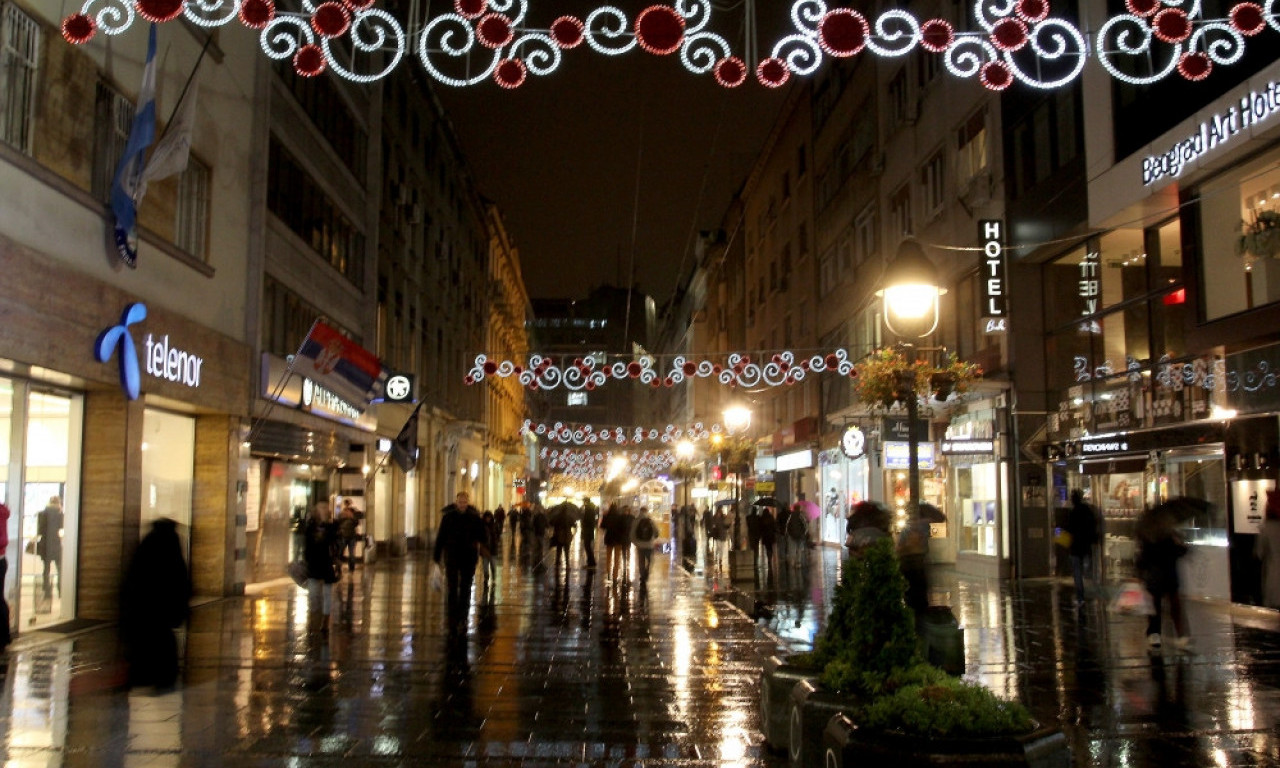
[756,503,778,577]
[1136,497,1200,651]
[898,503,944,612]
[549,502,578,577]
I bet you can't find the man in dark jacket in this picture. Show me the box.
[434,492,489,633]
[1066,489,1100,605]
[580,498,599,569]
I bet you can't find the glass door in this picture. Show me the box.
[1158,448,1230,600]
[18,389,82,631]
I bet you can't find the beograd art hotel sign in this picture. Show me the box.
[1142,79,1280,186]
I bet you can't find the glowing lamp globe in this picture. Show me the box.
[876,239,946,338]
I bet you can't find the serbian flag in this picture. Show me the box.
[295,322,388,407]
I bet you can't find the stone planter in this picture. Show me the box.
[759,655,822,752]
[787,678,853,768]
[823,711,1070,768]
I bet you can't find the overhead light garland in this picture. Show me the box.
[522,419,738,445]
[540,447,675,478]
[61,0,1280,90]
[466,349,859,391]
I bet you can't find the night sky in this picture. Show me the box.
[435,4,792,304]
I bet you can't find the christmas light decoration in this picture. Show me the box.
[58,0,1280,90]
[522,419,735,445]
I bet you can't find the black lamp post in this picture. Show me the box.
[876,239,945,515]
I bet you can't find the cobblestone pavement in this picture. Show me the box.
[1,535,1278,767]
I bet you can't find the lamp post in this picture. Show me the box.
[722,404,752,549]
[676,439,695,511]
[876,240,945,515]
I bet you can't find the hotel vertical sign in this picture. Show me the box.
[980,219,1007,322]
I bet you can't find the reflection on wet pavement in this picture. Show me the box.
[0,537,1276,766]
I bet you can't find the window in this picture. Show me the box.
[781,171,791,201]
[838,232,853,273]
[797,223,809,257]
[1199,153,1280,320]
[567,392,587,406]
[0,4,39,152]
[796,144,807,177]
[854,205,876,266]
[769,260,778,292]
[888,69,912,126]
[780,245,791,291]
[922,151,946,217]
[917,47,941,89]
[819,246,837,296]
[176,158,210,259]
[956,110,988,190]
[889,185,912,238]
[267,138,366,288]
[93,83,133,201]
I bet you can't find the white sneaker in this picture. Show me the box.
[1146,633,1162,649]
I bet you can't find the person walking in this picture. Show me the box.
[708,507,728,573]
[1136,503,1192,651]
[1066,489,1100,604]
[121,518,191,688]
[36,495,64,600]
[481,509,498,585]
[550,504,576,576]
[336,498,362,573]
[0,502,11,651]
[632,506,659,584]
[580,498,599,569]
[303,500,340,634]
[1257,490,1280,609]
[757,507,777,576]
[494,506,506,540]
[433,492,490,634]
[785,503,809,566]
[531,504,549,567]
[746,507,761,569]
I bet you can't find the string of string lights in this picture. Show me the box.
[60,0,1280,89]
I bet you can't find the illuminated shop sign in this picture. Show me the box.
[1142,80,1280,186]
[980,219,1006,319]
[883,441,936,470]
[382,373,414,403]
[840,425,866,460]
[302,377,363,421]
[94,302,204,400]
[776,449,814,472]
[941,439,995,454]
[1080,439,1130,453]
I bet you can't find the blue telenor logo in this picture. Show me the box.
[94,303,147,400]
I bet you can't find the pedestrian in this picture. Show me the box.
[845,501,890,555]
[602,503,629,582]
[36,495,63,600]
[494,506,506,540]
[1136,503,1192,650]
[757,506,777,574]
[550,504,576,575]
[481,509,498,583]
[531,504,549,566]
[708,507,728,572]
[632,506,659,584]
[336,498,362,573]
[701,505,713,559]
[0,502,11,651]
[303,500,340,633]
[518,505,533,550]
[1258,490,1280,609]
[1066,489,1100,604]
[785,503,809,565]
[580,497,599,569]
[746,507,761,568]
[433,492,489,634]
[121,518,191,689]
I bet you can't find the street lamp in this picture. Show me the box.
[723,405,752,434]
[676,439,696,511]
[721,403,753,548]
[876,239,944,515]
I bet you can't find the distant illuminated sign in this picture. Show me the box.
[980,219,1006,318]
[941,439,995,454]
[840,425,866,459]
[776,449,814,472]
[883,441,936,470]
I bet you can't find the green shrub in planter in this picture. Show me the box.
[861,676,1035,737]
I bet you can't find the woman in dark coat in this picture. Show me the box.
[121,518,191,688]
[303,501,340,633]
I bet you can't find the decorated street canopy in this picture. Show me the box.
[61,0,1280,90]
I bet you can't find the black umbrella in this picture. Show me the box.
[715,499,739,509]
[751,496,783,508]
[551,501,582,521]
[916,503,946,523]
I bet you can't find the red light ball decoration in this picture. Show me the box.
[712,364,723,374]
[61,13,96,44]
[980,60,1013,90]
[137,0,185,23]
[293,44,326,77]
[1125,0,1160,15]
[1016,0,1050,22]
[1153,8,1191,42]
[550,16,584,48]
[714,56,746,88]
[635,5,685,55]
[756,58,790,88]
[482,360,498,375]
[824,353,839,369]
[513,365,523,375]
[991,18,1029,51]
[476,13,513,48]
[311,2,350,37]
[1229,2,1265,34]
[919,19,954,52]
[1177,51,1212,80]
[454,0,485,19]
[682,361,697,375]
[650,379,662,389]
[818,8,869,56]
[627,361,642,378]
[238,0,274,28]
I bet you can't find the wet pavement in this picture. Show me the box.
[0,534,1277,767]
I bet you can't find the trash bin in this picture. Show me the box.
[919,605,964,676]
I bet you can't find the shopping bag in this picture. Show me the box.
[1053,529,1072,548]
[1109,579,1155,616]
[429,562,443,592]
[288,559,309,587]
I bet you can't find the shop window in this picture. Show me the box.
[957,464,998,555]
[0,3,39,153]
[140,410,195,551]
[1198,156,1280,320]
[1044,231,1148,328]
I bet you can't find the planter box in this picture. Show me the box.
[759,655,822,752]
[788,678,853,768]
[823,711,1070,768]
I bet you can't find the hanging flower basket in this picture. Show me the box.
[1237,210,1280,260]
[854,348,981,408]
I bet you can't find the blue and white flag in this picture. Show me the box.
[110,24,157,269]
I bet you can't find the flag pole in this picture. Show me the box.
[244,319,319,448]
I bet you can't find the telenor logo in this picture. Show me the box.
[95,303,147,400]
